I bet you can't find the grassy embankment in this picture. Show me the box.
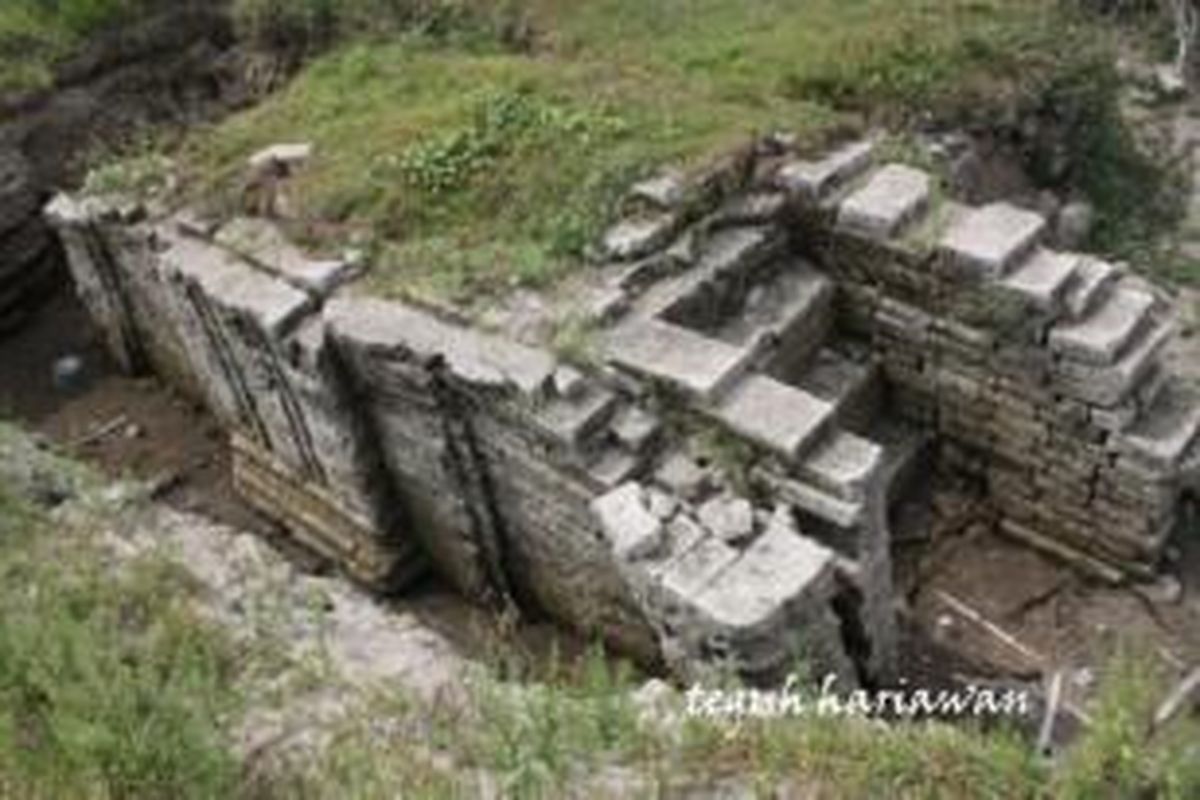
[178,0,1123,307]
[0,419,1197,798]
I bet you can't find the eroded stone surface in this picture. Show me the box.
[837,163,931,240]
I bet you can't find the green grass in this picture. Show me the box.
[179,0,1110,307]
[0,484,243,799]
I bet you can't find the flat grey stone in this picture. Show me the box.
[694,225,783,276]
[1050,285,1155,365]
[714,375,833,461]
[591,483,664,562]
[535,386,616,446]
[588,449,644,490]
[629,172,686,209]
[601,214,680,261]
[655,453,712,501]
[163,232,314,337]
[1064,257,1120,319]
[215,217,357,296]
[692,523,833,631]
[836,164,931,240]
[326,297,556,397]
[999,249,1081,311]
[1055,317,1174,407]
[552,365,588,399]
[610,406,661,454]
[697,495,756,545]
[654,531,739,604]
[605,318,755,401]
[776,141,874,201]
[763,472,864,529]
[939,202,1046,277]
[796,431,884,503]
[248,142,313,172]
[1117,381,1200,470]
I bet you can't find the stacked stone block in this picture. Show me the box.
[786,142,1200,579]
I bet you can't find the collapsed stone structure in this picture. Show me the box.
[44,136,1200,686]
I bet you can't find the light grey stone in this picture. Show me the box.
[326,297,556,397]
[605,318,756,401]
[552,365,588,400]
[1116,382,1200,470]
[999,249,1081,311]
[215,217,357,296]
[776,140,874,201]
[796,431,883,503]
[836,164,931,240]
[1055,318,1174,407]
[1050,286,1155,366]
[939,202,1046,277]
[692,523,833,631]
[714,375,833,461]
[697,495,756,545]
[610,406,661,454]
[646,489,680,521]
[601,214,680,261]
[248,142,313,173]
[655,453,712,501]
[535,386,616,446]
[591,483,665,562]
[629,172,686,209]
[1064,256,1120,319]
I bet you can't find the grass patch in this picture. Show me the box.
[181,0,1108,307]
[0,483,243,799]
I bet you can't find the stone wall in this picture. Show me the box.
[51,133,1198,687]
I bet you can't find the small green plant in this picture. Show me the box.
[84,152,174,199]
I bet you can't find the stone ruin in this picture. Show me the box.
[43,136,1200,687]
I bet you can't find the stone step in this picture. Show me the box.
[214,217,359,297]
[1049,284,1156,366]
[713,374,835,462]
[586,447,647,492]
[690,519,835,639]
[788,346,881,433]
[720,258,834,362]
[1116,379,1200,471]
[1063,256,1121,320]
[605,318,757,401]
[998,248,1082,312]
[939,202,1046,278]
[795,430,885,504]
[1054,315,1175,408]
[764,473,865,529]
[607,404,662,456]
[836,163,932,240]
[695,225,786,277]
[776,140,875,203]
[533,384,618,449]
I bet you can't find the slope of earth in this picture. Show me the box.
[175,0,1109,311]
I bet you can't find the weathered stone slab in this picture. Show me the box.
[654,453,713,501]
[247,142,313,173]
[836,164,931,240]
[999,249,1081,312]
[692,521,833,631]
[1055,318,1174,407]
[714,374,834,461]
[1050,285,1155,366]
[605,318,755,401]
[1117,382,1200,470]
[697,494,756,545]
[1064,256,1120,319]
[776,141,874,201]
[591,483,665,562]
[939,202,1045,277]
[609,405,661,454]
[215,217,358,296]
[601,213,680,261]
[326,297,556,397]
[796,431,883,502]
[164,231,314,339]
[534,385,616,447]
